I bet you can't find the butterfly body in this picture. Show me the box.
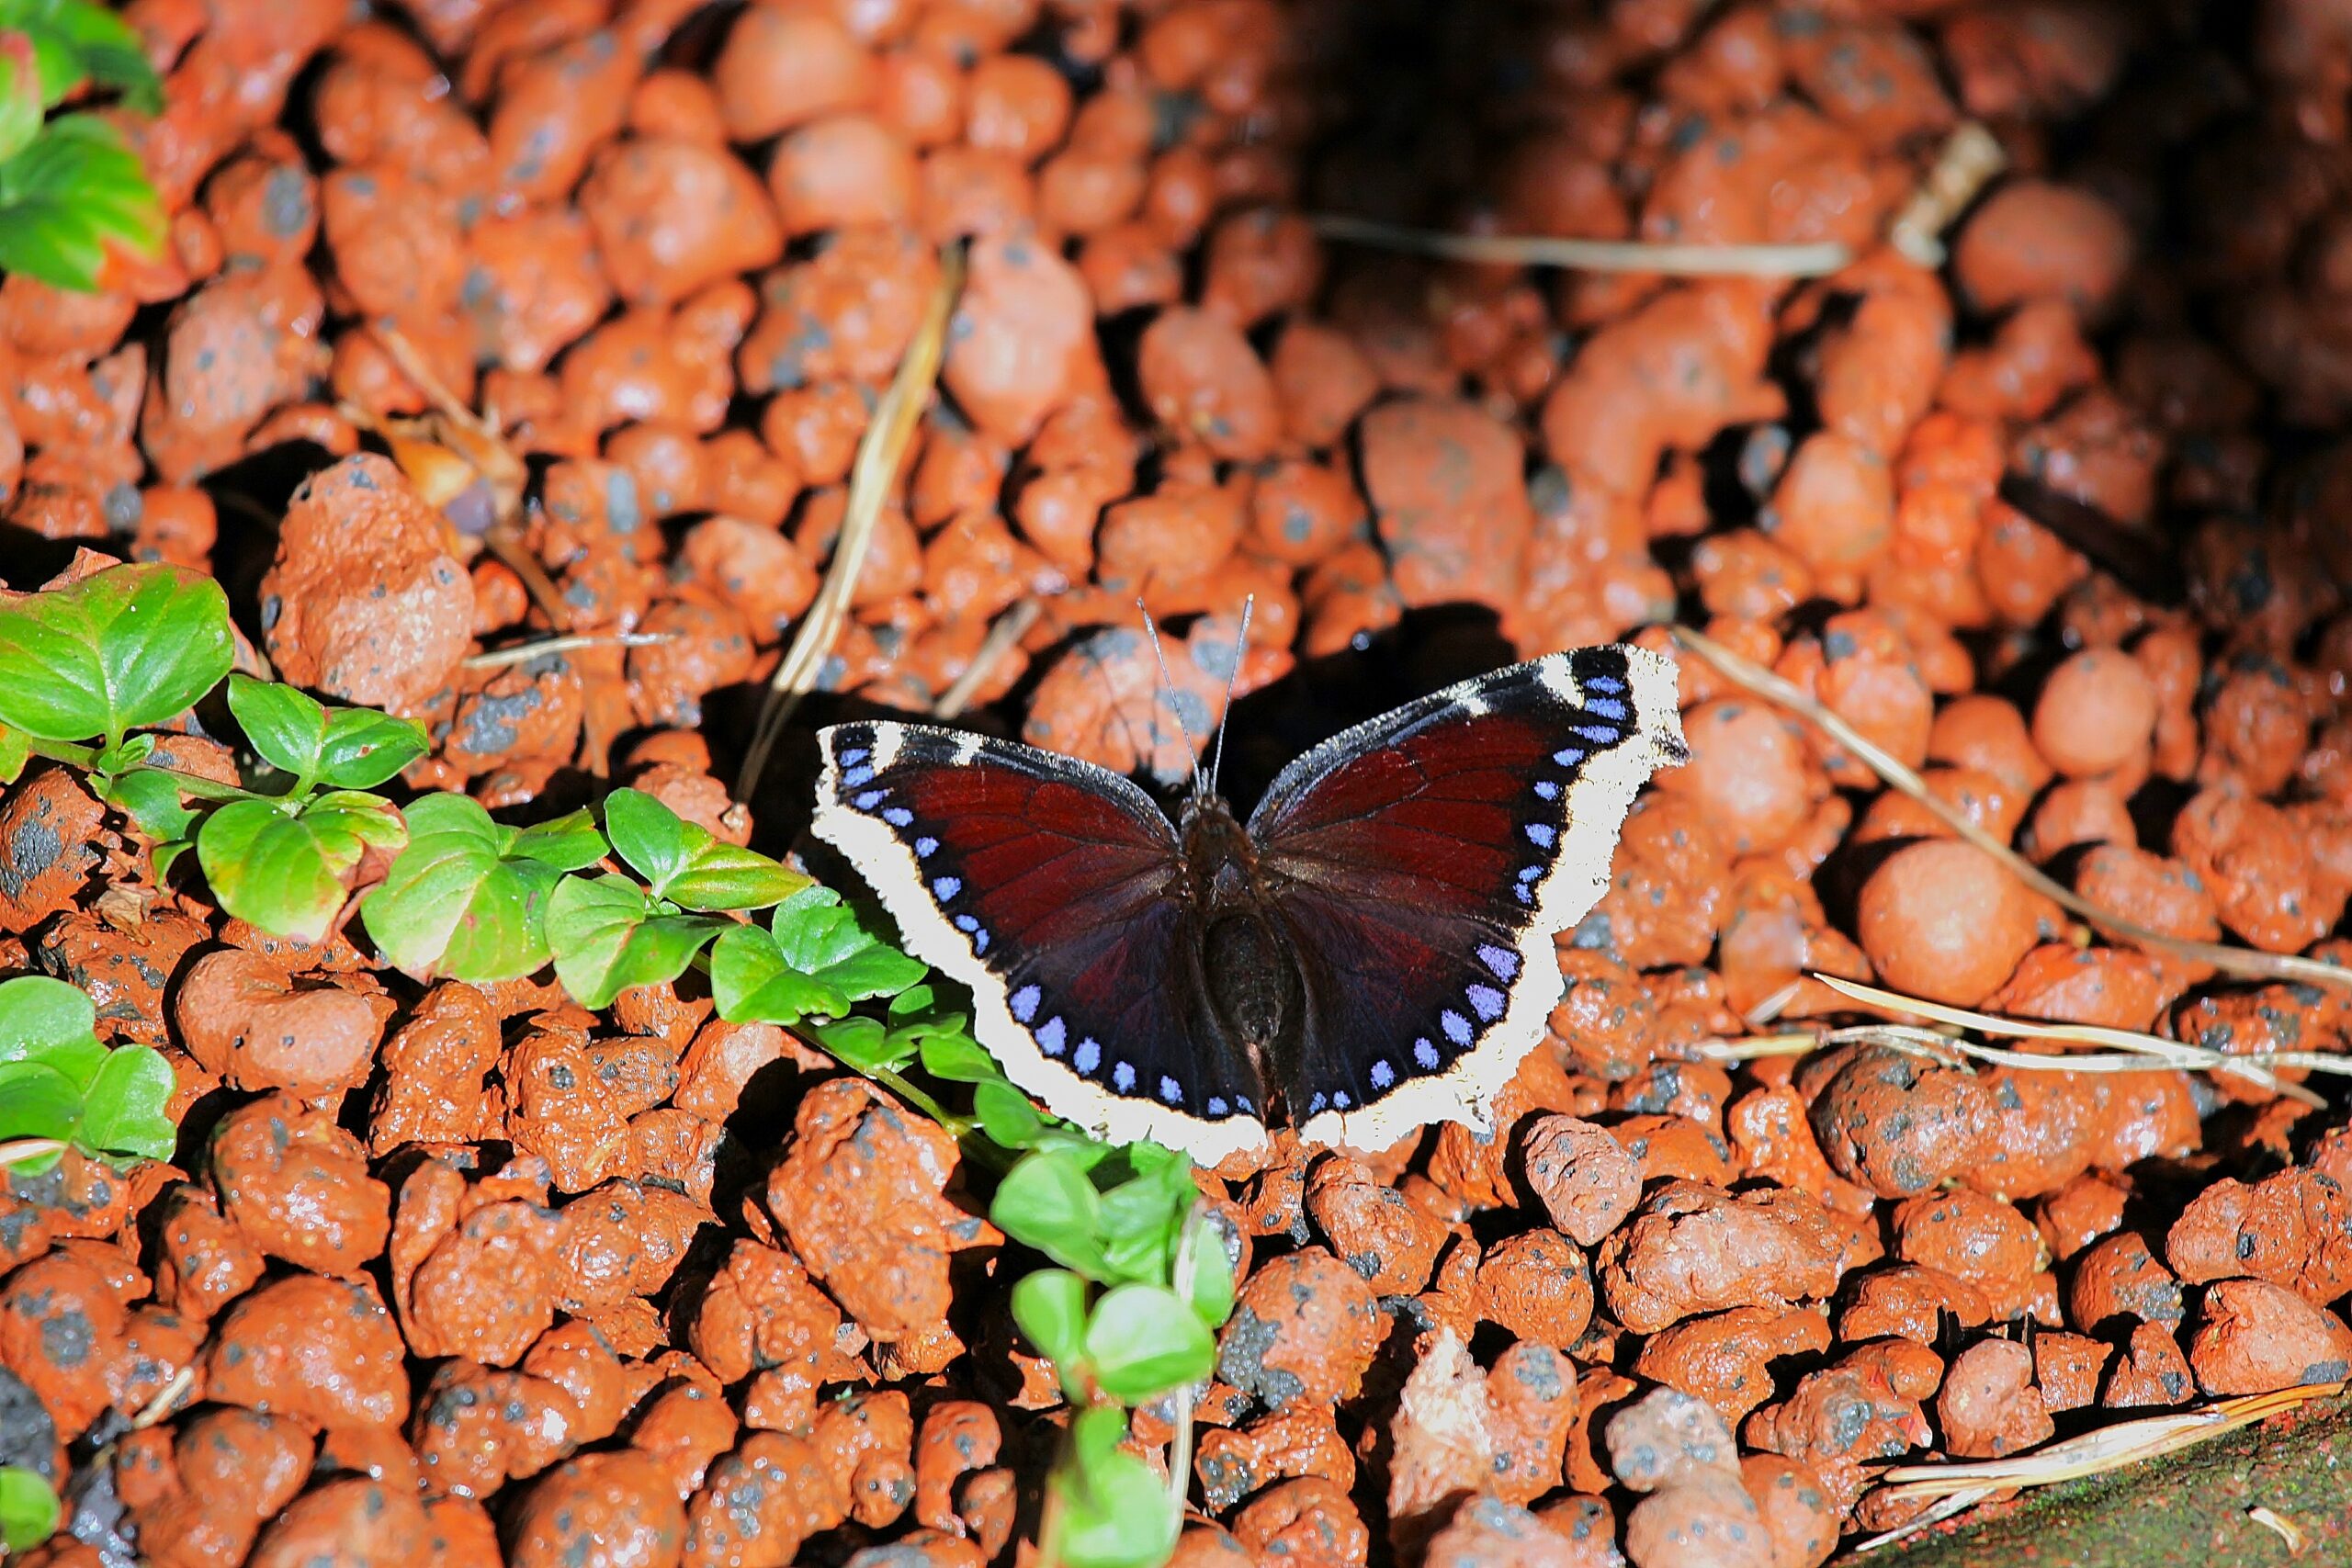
[1176,793,1309,1116]
[810,644,1689,1165]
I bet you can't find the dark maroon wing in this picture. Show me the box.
[1245,644,1687,1151]
[810,719,1271,1163]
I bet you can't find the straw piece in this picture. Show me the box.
[1887,121,2007,267]
[463,632,672,670]
[934,598,1042,720]
[1810,974,2333,1105]
[1868,1381,2345,1503]
[1670,623,2352,992]
[1306,213,1852,277]
[736,243,967,800]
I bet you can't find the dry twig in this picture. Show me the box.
[462,631,673,671]
[1306,213,1851,276]
[1851,1381,2346,1552]
[1708,972,2341,1105]
[736,243,967,800]
[1887,121,2007,266]
[933,598,1042,720]
[1669,624,2352,992]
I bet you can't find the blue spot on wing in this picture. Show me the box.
[1442,1010,1473,1045]
[1369,1060,1395,1089]
[882,807,914,827]
[1413,1038,1441,1070]
[1534,780,1559,800]
[932,875,962,901]
[1114,1061,1137,1092]
[1478,944,1521,980]
[1011,985,1040,1022]
[1553,747,1585,767]
[1072,1036,1099,1072]
[842,764,876,787]
[914,837,938,858]
[1467,984,1506,1021]
[1526,823,1555,849]
[1158,1075,1182,1104]
[1572,725,1622,744]
[854,790,886,810]
[1585,696,1628,720]
[839,747,870,766]
[1037,1016,1067,1055]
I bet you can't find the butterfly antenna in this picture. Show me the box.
[1136,599,1208,798]
[1205,594,1253,800]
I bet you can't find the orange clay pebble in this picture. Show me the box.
[1137,307,1283,461]
[2031,647,2159,778]
[1857,840,2055,1007]
[1952,179,2136,319]
[769,114,919,235]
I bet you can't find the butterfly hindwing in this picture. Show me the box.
[811,720,1273,1162]
[1247,645,1687,1152]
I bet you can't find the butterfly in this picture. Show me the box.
[808,643,1687,1165]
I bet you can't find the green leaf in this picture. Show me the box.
[709,923,843,1025]
[226,674,429,792]
[198,791,407,942]
[0,723,27,784]
[1177,1209,1237,1329]
[1083,1282,1216,1403]
[990,1147,1109,1280]
[513,808,607,870]
[0,37,40,162]
[712,886,926,1026]
[0,1060,82,1144]
[0,973,105,1090]
[917,1026,1001,1084]
[0,1463,60,1554]
[544,873,724,1010]
[808,1014,918,1077]
[89,731,151,775]
[601,788,807,910]
[1,0,164,110]
[1054,1410,1181,1568]
[0,114,165,293]
[317,705,428,790]
[1009,1267,1089,1371]
[0,973,96,1066]
[224,673,326,781]
[100,766,194,841]
[74,1043,175,1162]
[360,795,603,984]
[974,1078,1046,1148]
[0,562,232,744]
[767,885,927,999]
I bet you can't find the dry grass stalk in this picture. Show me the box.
[1886,122,2007,266]
[463,631,673,671]
[1702,973,2332,1107]
[357,324,574,631]
[1867,1379,2345,1505]
[2246,1506,2308,1555]
[933,598,1042,719]
[1669,623,2352,992]
[1306,213,1852,276]
[736,243,967,800]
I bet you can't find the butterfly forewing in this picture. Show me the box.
[1246,645,1688,1152]
[810,720,1273,1162]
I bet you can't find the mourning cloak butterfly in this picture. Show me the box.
[809,643,1688,1164]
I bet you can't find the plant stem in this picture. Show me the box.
[25,736,266,803]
